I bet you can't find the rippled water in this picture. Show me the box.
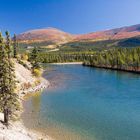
[22,65,140,140]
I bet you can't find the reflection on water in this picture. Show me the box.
[22,65,140,140]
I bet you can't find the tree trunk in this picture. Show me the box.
[4,108,9,125]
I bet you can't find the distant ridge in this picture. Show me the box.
[75,24,140,41]
[17,24,140,45]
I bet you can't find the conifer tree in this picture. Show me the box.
[5,31,19,124]
[13,34,18,58]
[30,47,40,69]
[0,32,19,125]
[0,32,10,124]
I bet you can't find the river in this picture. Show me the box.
[22,64,140,140]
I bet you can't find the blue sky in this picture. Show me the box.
[0,0,140,35]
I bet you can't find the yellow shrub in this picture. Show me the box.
[33,68,41,77]
[21,54,28,61]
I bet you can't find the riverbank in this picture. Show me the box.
[51,62,83,65]
[0,61,53,140]
[0,82,52,140]
[83,63,140,74]
[0,113,52,140]
[20,79,51,140]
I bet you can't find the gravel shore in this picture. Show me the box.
[0,61,53,140]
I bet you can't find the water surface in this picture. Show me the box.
[22,65,140,140]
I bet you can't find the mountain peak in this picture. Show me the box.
[17,27,73,44]
[22,27,66,34]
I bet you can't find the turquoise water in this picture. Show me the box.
[22,65,140,140]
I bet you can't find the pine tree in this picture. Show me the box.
[5,31,19,124]
[0,32,19,125]
[0,32,10,124]
[13,34,18,58]
[30,47,40,69]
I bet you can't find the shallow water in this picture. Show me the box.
[22,65,140,140]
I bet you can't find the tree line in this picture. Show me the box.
[29,46,140,73]
[83,48,140,72]
[29,51,95,63]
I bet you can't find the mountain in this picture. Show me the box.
[17,24,140,50]
[75,24,140,41]
[17,28,73,44]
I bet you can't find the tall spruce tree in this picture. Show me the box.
[5,31,19,124]
[30,47,40,69]
[13,34,18,58]
[0,32,10,124]
[0,32,19,125]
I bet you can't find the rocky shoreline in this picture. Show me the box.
[0,61,53,140]
[0,78,52,140]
